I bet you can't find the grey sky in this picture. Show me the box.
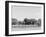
[11,5,42,21]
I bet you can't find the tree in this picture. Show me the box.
[24,18,37,25]
[37,19,41,26]
[24,18,30,25]
[30,19,37,24]
[12,18,17,25]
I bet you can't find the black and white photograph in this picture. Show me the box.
[5,1,45,36]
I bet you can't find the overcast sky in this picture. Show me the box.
[11,5,42,21]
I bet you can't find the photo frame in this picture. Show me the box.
[5,1,45,36]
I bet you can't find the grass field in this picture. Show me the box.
[11,24,41,31]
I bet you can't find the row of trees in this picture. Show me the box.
[12,18,41,26]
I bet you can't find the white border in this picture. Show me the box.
[9,3,44,35]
